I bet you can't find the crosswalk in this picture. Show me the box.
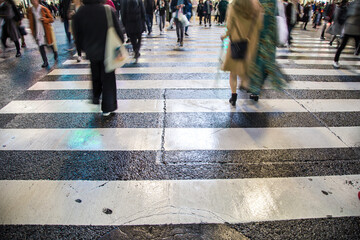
[0,24,360,238]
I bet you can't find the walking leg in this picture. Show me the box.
[90,60,102,104]
[334,34,349,67]
[39,45,48,67]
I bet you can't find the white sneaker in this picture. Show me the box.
[333,61,340,69]
[102,112,111,117]
[77,56,82,62]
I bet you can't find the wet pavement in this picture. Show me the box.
[0,19,360,239]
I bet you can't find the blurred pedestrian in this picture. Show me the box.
[121,0,145,63]
[59,0,73,50]
[333,0,360,69]
[283,0,297,46]
[171,0,189,47]
[327,0,347,47]
[203,0,212,27]
[157,0,166,34]
[196,0,204,25]
[68,0,83,62]
[144,0,155,35]
[248,0,288,101]
[218,0,228,25]
[301,2,310,30]
[320,1,335,40]
[0,0,21,57]
[220,0,263,106]
[184,0,191,36]
[72,0,124,116]
[27,0,58,67]
[8,0,27,48]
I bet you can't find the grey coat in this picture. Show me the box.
[0,2,20,41]
[344,0,360,36]
[327,6,345,36]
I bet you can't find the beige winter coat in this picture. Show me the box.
[221,0,263,80]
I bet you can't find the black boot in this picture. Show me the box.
[250,94,259,101]
[15,41,21,57]
[39,45,48,67]
[51,46,58,61]
[229,93,237,106]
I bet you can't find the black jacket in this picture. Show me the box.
[72,0,124,61]
[197,3,204,16]
[59,0,71,20]
[203,0,212,15]
[157,0,166,16]
[144,0,155,14]
[121,0,146,35]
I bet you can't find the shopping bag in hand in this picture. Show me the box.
[104,6,129,73]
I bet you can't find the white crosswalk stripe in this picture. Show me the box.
[1,175,360,225]
[1,99,360,114]
[1,26,360,232]
[48,68,360,75]
[27,80,360,90]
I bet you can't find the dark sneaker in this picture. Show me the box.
[41,62,49,68]
[15,52,21,57]
[92,98,100,104]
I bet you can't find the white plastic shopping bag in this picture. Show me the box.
[276,0,288,46]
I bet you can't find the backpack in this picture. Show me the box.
[338,6,347,25]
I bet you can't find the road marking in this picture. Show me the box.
[1,175,359,225]
[2,99,360,114]
[28,80,360,91]
[48,68,360,75]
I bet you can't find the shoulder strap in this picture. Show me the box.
[105,5,113,28]
[230,16,256,41]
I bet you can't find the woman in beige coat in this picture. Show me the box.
[220,0,263,106]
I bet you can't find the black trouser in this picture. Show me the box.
[63,19,71,43]
[320,21,330,38]
[1,27,20,52]
[219,11,226,24]
[128,33,142,57]
[288,24,294,45]
[204,14,211,25]
[39,45,57,63]
[90,60,117,113]
[77,46,81,57]
[334,34,360,62]
[159,14,166,31]
[199,14,203,24]
[175,18,184,42]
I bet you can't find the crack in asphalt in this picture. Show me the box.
[114,205,235,225]
[283,89,357,154]
[160,89,167,164]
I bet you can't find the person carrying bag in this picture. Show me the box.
[220,0,263,106]
[72,0,125,116]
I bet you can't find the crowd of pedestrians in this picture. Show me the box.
[1,0,359,115]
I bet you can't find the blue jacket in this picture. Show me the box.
[170,0,189,13]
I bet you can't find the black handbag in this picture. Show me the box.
[230,40,248,60]
[229,18,255,60]
[18,26,27,36]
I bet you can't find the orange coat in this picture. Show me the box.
[27,5,55,45]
